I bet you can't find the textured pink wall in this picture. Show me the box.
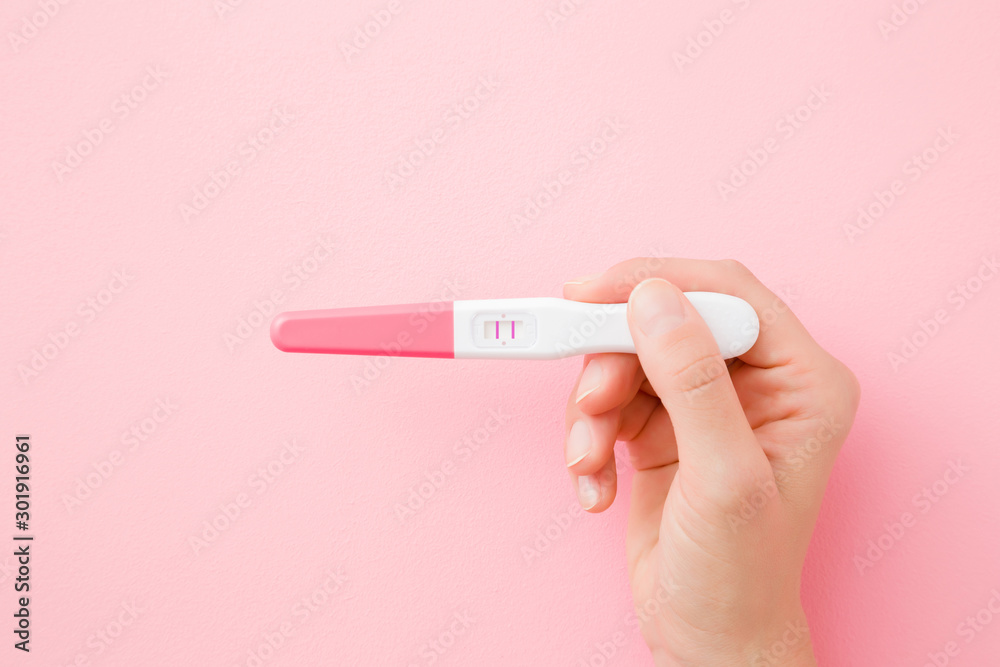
[2,1,999,665]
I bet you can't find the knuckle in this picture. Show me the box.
[669,351,730,399]
[626,258,667,289]
[837,360,862,408]
[611,258,656,299]
[844,364,862,401]
[718,258,753,279]
[823,355,862,407]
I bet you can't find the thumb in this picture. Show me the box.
[627,278,759,482]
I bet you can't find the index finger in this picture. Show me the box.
[563,257,819,369]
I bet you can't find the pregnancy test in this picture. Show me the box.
[270,294,758,360]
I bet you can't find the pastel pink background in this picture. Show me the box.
[2,1,999,665]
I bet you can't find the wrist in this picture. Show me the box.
[647,613,818,667]
[743,609,817,667]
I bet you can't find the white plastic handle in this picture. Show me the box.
[452,293,759,360]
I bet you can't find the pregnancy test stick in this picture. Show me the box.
[270,293,759,360]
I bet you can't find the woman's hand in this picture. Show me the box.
[562,258,860,666]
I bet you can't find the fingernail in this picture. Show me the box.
[564,273,602,286]
[577,474,601,509]
[629,278,685,337]
[565,420,591,467]
[575,359,603,403]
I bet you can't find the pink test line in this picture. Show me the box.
[511,321,515,339]
[495,320,499,339]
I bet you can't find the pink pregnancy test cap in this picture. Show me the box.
[270,302,454,358]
